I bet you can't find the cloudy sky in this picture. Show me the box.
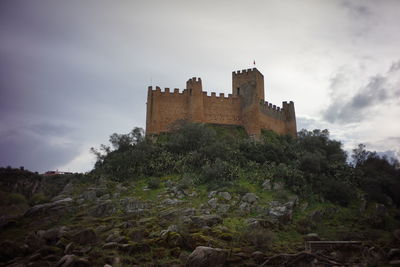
[1,0,399,173]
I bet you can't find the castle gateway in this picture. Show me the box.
[146,68,297,137]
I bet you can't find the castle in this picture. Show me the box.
[146,68,297,138]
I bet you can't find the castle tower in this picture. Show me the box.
[145,68,296,138]
[232,68,265,137]
[186,77,204,122]
[282,101,297,136]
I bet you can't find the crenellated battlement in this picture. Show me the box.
[146,68,296,137]
[232,68,258,76]
[148,86,186,95]
[260,101,283,113]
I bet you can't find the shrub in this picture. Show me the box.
[147,178,161,189]
[322,179,354,206]
[177,173,194,191]
[30,193,49,206]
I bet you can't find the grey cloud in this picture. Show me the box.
[324,61,400,123]
[0,122,79,172]
[341,1,372,18]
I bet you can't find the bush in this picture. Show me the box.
[322,179,354,206]
[30,193,49,206]
[147,178,161,189]
[177,173,194,191]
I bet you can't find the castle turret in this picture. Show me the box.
[282,101,297,137]
[186,77,204,122]
[232,68,265,137]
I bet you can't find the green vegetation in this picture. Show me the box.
[91,122,400,208]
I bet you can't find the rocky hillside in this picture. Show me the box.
[1,123,400,266]
[1,171,400,266]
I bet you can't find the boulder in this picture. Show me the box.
[81,190,97,202]
[262,180,272,190]
[273,181,285,190]
[267,200,295,224]
[25,198,73,217]
[208,198,218,209]
[218,192,231,201]
[189,215,223,228]
[73,229,97,245]
[42,226,68,244]
[208,191,217,198]
[90,200,115,217]
[56,254,90,267]
[217,204,230,214]
[25,231,46,252]
[186,246,228,267]
[252,251,267,264]
[239,202,251,213]
[120,197,149,215]
[163,198,181,205]
[242,193,258,204]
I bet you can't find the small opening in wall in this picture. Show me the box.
[190,89,192,95]
[237,88,240,95]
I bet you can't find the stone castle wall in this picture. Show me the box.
[146,68,297,137]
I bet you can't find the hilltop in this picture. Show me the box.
[0,122,400,266]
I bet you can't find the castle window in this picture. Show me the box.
[237,88,240,95]
[190,89,192,95]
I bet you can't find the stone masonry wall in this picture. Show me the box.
[146,68,297,137]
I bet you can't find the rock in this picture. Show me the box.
[73,229,97,245]
[42,226,68,244]
[167,224,179,232]
[98,193,110,201]
[208,198,218,209]
[120,197,149,215]
[163,198,181,205]
[273,181,285,190]
[64,242,74,254]
[239,202,251,213]
[208,191,217,198]
[159,208,180,220]
[262,179,272,190]
[25,198,73,217]
[182,208,196,216]
[248,218,275,229]
[190,215,223,228]
[242,193,258,204]
[304,233,320,241]
[81,190,97,201]
[90,200,115,217]
[267,201,295,224]
[252,251,267,264]
[217,204,230,214]
[56,254,90,267]
[25,231,46,252]
[186,246,228,267]
[102,242,119,249]
[218,192,231,201]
